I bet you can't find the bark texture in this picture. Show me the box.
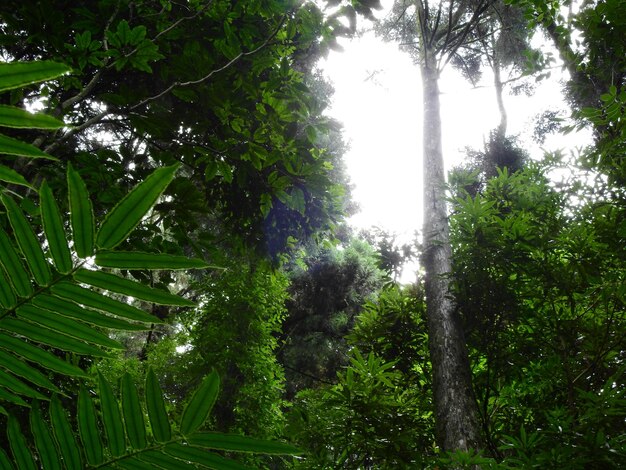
[421,57,482,452]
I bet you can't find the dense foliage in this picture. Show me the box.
[0,0,625,468]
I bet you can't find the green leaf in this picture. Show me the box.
[145,368,171,443]
[98,372,126,457]
[7,415,36,470]
[2,193,52,286]
[164,443,253,470]
[0,226,33,297]
[50,395,82,469]
[0,332,88,377]
[0,267,17,308]
[0,448,14,469]
[0,317,112,357]
[74,268,194,306]
[115,458,155,470]
[187,433,302,455]
[0,133,57,159]
[0,386,29,407]
[95,251,212,270]
[0,350,60,393]
[138,450,199,469]
[0,61,70,92]
[51,282,161,323]
[67,163,94,258]
[0,105,65,129]
[96,164,179,249]
[33,294,150,331]
[0,368,47,400]
[180,371,219,435]
[30,401,61,470]
[40,180,73,273]
[121,372,147,449]
[16,304,123,349]
[0,164,33,189]
[78,386,103,466]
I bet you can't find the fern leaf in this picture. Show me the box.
[98,371,127,457]
[50,395,82,469]
[180,371,220,435]
[40,180,73,274]
[145,367,171,443]
[7,416,36,470]
[78,386,104,466]
[67,163,94,258]
[30,401,62,470]
[121,372,147,449]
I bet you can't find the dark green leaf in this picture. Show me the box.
[0,332,88,377]
[0,368,47,400]
[0,267,17,308]
[180,371,220,435]
[67,163,94,258]
[0,386,29,407]
[0,317,112,357]
[164,443,254,470]
[74,268,194,306]
[0,448,14,470]
[98,372,126,457]
[0,226,33,297]
[0,61,70,92]
[121,372,147,449]
[17,304,123,349]
[96,164,179,249]
[95,251,212,270]
[50,395,82,469]
[0,105,65,129]
[0,164,33,189]
[7,415,36,470]
[139,450,199,469]
[1,193,51,285]
[30,401,61,470]
[40,180,73,273]
[0,133,57,159]
[115,458,154,470]
[51,282,161,323]
[33,294,149,331]
[187,433,302,455]
[145,367,171,443]
[0,350,60,392]
[78,386,103,466]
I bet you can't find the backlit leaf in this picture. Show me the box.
[50,395,82,469]
[0,133,57,159]
[95,251,212,270]
[96,164,179,249]
[78,386,103,466]
[0,164,33,189]
[98,372,126,457]
[164,443,253,470]
[0,61,70,92]
[121,372,147,449]
[40,180,73,273]
[0,369,47,400]
[0,226,33,297]
[0,350,60,392]
[145,367,171,443]
[0,105,65,129]
[67,163,94,258]
[30,401,61,470]
[180,371,219,435]
[187,433,302,455]
[7,415,36,470]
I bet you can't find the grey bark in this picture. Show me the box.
[421,54,482,452]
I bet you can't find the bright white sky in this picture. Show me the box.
[318,5,588,253]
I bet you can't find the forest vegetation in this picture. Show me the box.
[0,0,624,468]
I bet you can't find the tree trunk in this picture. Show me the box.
[421,56,482,453]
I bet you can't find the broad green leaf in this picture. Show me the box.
[0,133,57,159]
[1,193,51,285]
[0,226,33,297]
[180,371,220,435]
[96,164,179,249]
[115,458,155,470]
[0,317,112,357]
[0,267,17,308]
[164,443,253,470]
[78,386,103,466]
[145,367,171,443]
[16,304,123,349]
[0,164,33,189]
[95,251,212,270]
[187,433,302,455]
[30,401,61,470]
[0,61,70,92]
[7,415,36,470]
[74,268,194,306]
[51,282,161,323]
[0,386,29,407]
[0,448,13,469]
[67,163,94,258]
[50,395,82,469]
[0,369,47,400]
[0,350,60,392]
[138,450,199,469]
[0,332,88,377]
[33,294,149,331]
[0,105,65,129]
[121,372,147,449]
[98,372,126,457]
[40,180,73,273]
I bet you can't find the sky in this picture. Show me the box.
[318,7,588,255]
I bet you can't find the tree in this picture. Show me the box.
[380,0,497,452]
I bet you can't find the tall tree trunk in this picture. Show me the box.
[421,55,482,452]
